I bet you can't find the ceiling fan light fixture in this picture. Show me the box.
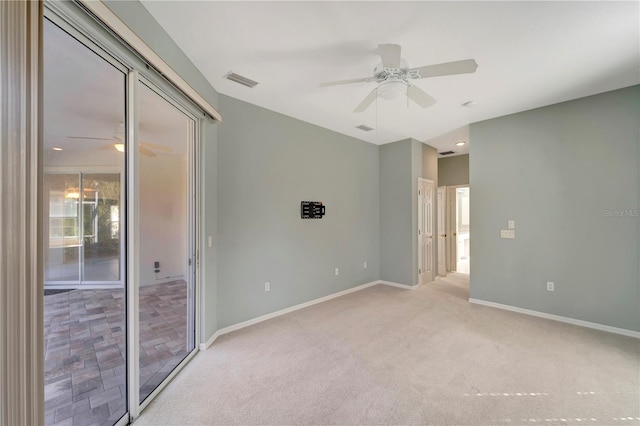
[377,79,406,100]
[114,143,125,153]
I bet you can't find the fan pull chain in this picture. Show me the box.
[375,88,378,140]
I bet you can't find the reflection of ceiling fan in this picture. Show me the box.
[320,43,478,112]
[67,123,172,157]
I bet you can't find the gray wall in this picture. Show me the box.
[201,118,219,339]
[438,154,469,186]
[470,85,639,332]
[380,140,413,285]
[217,95,380,328]
[379,139,437,287]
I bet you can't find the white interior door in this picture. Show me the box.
[437,186,447,276]
[418,179,434,284]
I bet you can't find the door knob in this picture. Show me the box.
[440,234,446,237]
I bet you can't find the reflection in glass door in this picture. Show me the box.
[43,5,201,423]
[137,81,196,403]
[43,18,127,426]
[44,173,122,286]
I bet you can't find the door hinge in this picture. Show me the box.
[419,268,422,274]
[188,258,192,266]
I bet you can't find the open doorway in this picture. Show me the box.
[455,187,470,274]
[445,185,470,275]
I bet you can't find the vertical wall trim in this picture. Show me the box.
[0,0,44,424]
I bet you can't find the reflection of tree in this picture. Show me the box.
[85,177,120,256]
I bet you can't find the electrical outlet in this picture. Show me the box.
[547,281,554,292]
[335,268,339,276]
[508,220,515,229]
[363,261,367,269]
[264,282,270,292]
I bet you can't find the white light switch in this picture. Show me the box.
[500,230,516,239]
[508,220,515,229]
[207,236,213,247]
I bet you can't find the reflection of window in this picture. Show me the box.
[49,190,79,239]
[110,205,120,239]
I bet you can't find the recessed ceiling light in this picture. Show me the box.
[462,101,477,108]
[455,141,467,147]
[52,147,63,151]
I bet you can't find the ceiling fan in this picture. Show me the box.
[67,123,172,157]
[320,44,478,113]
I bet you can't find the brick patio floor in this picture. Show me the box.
[44,280,190,426]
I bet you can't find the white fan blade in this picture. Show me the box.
[353,89,377,113]
[407,85,437,108]
[139,145,156,157]
[411,59,478,78]
[140,141,172,153]
[379,43,401,68]
[319,77,372,87]
[67,136,113,141]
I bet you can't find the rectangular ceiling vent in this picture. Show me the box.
[356,124,374,132]
[439,151,455,156]
[225,72,258,88]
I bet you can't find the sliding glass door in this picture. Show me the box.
[43,9,199,425]
[136,80,196,404]
[43,18,128,426]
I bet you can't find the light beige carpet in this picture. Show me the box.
[136,274,640,425]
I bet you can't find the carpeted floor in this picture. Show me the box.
[136,274,640,425]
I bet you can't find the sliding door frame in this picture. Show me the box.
[44,2,204,423]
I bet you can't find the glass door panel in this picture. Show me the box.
[82,173,122,282]
[43,18,127,426]
[137,81,196,403]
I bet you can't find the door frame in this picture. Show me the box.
[43,4,204,423]
[437,186,447,277]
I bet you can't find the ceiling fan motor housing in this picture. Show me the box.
[373,59,411,83]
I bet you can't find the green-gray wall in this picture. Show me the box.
[438,154,469,186]
[380,139,437,286]
[217,95,380,328]
[470,85,639,332]
[380,140,413,285]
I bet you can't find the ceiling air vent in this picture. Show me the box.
[439,151,455,156]
[356,124,374,132]
[224,72,258,88]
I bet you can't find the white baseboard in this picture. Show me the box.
[200,280,382,350]
[379,280,420,290]
[469,298,640,339]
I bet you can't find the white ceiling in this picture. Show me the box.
[140,1,639,155]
